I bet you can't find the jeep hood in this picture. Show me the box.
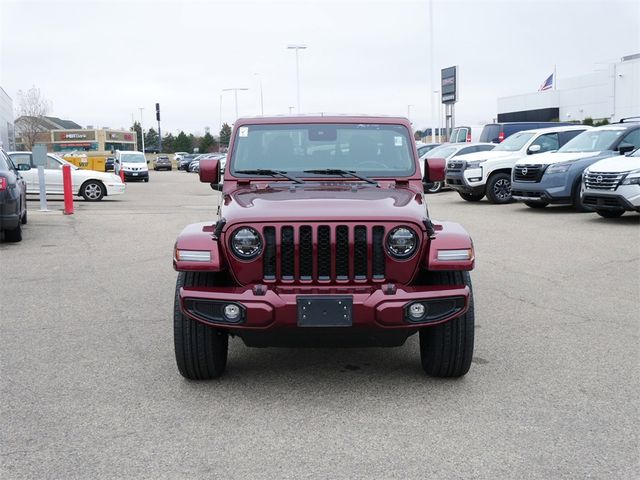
[586,154,640,173]
[221,184,427,225]
[516,151,606,166]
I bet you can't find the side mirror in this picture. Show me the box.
[17,163,31,171]
[426,157,446,182]
[618,145,634,155]
[527,144,541,154]
[199,158,220,184]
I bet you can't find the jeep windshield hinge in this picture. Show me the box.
[213,218,226,239]
[423,218,436,239]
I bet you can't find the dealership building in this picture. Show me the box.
[497,53,639,123]
[0,87,15,150]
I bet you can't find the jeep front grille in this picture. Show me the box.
[584,171,624,191]
[514,164,546,182]
[262,225,386,282]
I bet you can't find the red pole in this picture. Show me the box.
[119,167,125,183]
[62,164,74,215]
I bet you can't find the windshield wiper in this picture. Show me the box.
[303,169,379,186]
[234,169,304,184]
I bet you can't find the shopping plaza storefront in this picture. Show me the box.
[51,129,137,152]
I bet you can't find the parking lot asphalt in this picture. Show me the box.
[1,170,638,479]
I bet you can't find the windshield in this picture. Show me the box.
[493,132,534,151]
[558,129,625,153]
[231,123,415,177]
[424,144,458,159]
[54,155,79,170]
[121,153,146,163]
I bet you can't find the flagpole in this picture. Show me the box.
[553,64,557,90]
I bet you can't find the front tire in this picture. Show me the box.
[425,182,443,194]
[174,271,228,380]
[596,209,625,218]
[573,184,589,212]
[21,208,27,225]
[419,271,474,378]
[81,181,105,201]
[458,192,484,202]
[486,173,512,204]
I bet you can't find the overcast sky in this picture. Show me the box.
[1,0,639,135]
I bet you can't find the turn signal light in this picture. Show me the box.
[437,248,474,261]
[175,248,211,262]
[0,177,6,191]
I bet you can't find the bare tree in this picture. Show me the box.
[15,86,51,150]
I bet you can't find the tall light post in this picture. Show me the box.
[407,104,414,121]
[254,73,264,116]
[287,44,307,113]
[428,0,437,144]
[138,107,145,153]
[222,87,249,121]
[288,106,295,115]
[433,90,441,142]
[219,93,223,132]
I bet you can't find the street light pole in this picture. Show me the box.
[138,107,145,153]
[407,104,413,121]
[254,73,264,115]
[219,93,223,132]
[222,88,249,121]
[287,44,307,113]
[434,90,442,142]
[428,0,436,144]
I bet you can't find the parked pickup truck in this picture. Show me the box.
[172,116,477,379]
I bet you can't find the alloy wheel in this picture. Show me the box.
[493,179,511,200]
[85,183,102,200]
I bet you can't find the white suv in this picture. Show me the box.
[445,125,590,204]
[581,148,640,218]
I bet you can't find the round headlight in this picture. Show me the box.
[386,227,417,258]
[231,227,262,259]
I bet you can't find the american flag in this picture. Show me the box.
[539,73,553,91]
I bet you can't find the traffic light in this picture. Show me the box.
[155,103,160,121]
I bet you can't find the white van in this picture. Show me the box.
[445,125,590,203]
[449,125,484,143]
[114,150,149,182]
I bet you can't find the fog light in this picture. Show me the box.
[409,303,426,320]
[224,304,241,320]
[469,177,481,182]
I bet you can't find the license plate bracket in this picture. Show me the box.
[297,296,353,327]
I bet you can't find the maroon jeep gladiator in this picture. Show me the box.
[173,116,475,379]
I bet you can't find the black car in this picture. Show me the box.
[105,156,115,171]
[480,122,573,143]
[0,149,27,242]
[179,154,200,171]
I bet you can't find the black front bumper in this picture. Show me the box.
[124,171,149,180]
[582,193,638,211]
[445,170,485,195]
